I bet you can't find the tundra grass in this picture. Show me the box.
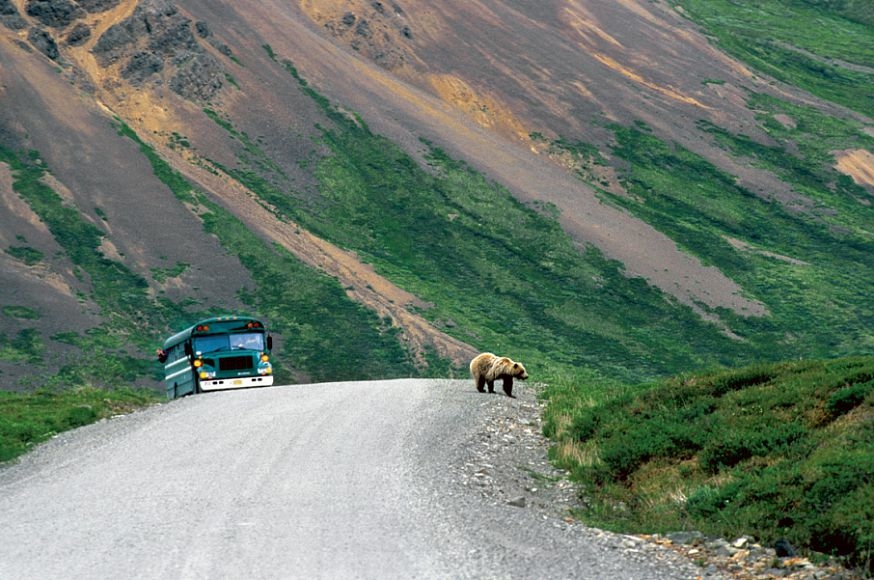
[673,0,874,117]
[603,122,874,360]
[0,387,160,463]
[202,63,757,383]
[5,245,43,265]
[201,54,874,381]
[0,149,152,316]
[542,355,874,574]
[702,91,874,237]
[0,329,42,364]
[0,146,188,387]
[115,122,419,384]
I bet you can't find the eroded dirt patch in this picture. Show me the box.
[835,148,874,192]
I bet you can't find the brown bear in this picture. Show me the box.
[470,352,528,397]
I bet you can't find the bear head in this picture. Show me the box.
[511,361,529,380]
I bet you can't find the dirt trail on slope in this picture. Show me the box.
[155,142,479,367]
[835,149,874,190]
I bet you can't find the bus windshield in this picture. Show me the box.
[193,332,265,354]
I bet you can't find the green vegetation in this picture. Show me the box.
[168,132,191,149]
[543,355,874,573]
[261,43,276,61]
[602,121,874,360]
[673,0,874,117]
[116,120,419,384]
[5,245,43,265]
[707,91,874,235]
[151,262,189,283]
[0,145,190,387]
[3,305,40,320]
[0,328,42,363]
[0,387,160,462]
[199,60,764,383]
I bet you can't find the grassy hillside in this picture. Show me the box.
[674,0,874,117]
[0,387,160,462]
[601,114,873,360]
[196,53,874,382]
[8,62,870,388]
[3,1,872,392]
[193,63,754,382]
[0,146,184,388]
[543,355,874,573]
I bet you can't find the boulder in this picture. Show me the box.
[27,27,59,59]
[25,0,84,28]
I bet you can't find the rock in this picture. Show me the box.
[66,22,91,46]
[215,43,233,58]
[507,496,526,508]
[194,20,209,38]
[705,538,734,557]
[77,0,122,12]
[121,50,164,83]
[93,0,189,64]
[25,0,84,28]
[168,52,223,101]
[355,20,371,38]
[666,531,705,546]
[27,27,59,60]
[0,0,26,30]
[774,539,796,558]
[91,21,135,64]
[91,0,225,101]
[0,0,19,15]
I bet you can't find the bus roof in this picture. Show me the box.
[162,316,267,349]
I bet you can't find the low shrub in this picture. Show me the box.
[0,387,160,463]
[543,355,874,574]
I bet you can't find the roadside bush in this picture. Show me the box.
[543,355,874,574]
[699,422,807,473]
[825,379,872,418]
[0,387,159,463]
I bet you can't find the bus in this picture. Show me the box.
[158,316,274,398]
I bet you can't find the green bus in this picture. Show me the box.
[158,316,274,398]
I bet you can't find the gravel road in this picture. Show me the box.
[0,379,704,579]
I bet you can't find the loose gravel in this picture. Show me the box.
[1,379,858,579]
[438,381,859,580]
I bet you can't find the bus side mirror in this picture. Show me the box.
[266,335,273,351]
[184,343,193,359]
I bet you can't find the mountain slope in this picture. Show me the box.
[1,0,871,389]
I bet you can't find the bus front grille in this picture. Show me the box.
[219,356,254,371]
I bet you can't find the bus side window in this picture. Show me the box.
[160,344,181,363]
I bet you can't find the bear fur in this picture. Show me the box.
[470,352,528,398]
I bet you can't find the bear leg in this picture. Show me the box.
[502,376,514,397]
[475,376,486,392]
[487,380,496,393]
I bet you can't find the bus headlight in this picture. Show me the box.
[258,360,273,376]
[199,370,216,379]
